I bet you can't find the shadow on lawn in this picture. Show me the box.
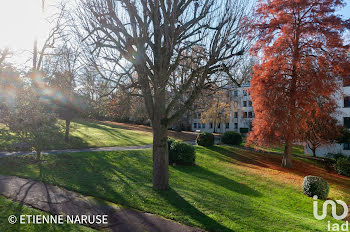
[73,121,151,145]
[174,165,262,197]
[158,188,231,232]
[208,146,269,168]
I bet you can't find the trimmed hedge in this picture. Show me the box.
[169,141,196,165]
[336,158,350,177]
[221,131,242,145]
[302,176,329,200]
[196,132,214,147]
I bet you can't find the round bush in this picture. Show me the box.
[221,131,242,145]
[196,132,214,147]
[336,158,350,177]
[169,141,196,165]
[168,137,175,150]
[302,176,329,200]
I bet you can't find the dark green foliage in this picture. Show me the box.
[239,128,249,134]
[196,132,214,147]
[336,158,350,177]
[302,176,329,200]
[169,141,196,165]
[168,137,175,152]
[221,131,243,145]
[327,152,346,160]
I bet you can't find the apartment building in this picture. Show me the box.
[304,81,350,157]
[191,84,254,133]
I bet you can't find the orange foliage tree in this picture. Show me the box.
[247,0,350,168]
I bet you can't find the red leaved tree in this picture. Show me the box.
[247,0,350,168]
[300,98,342,157]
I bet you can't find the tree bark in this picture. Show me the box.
[282,139,293,168]
[36,150,41,161]
[312,148,316,157]
[65,119,71,142]
[152,120,169,190]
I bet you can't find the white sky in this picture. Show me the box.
[0,0,59,67]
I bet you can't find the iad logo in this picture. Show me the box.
[313,195,349,220]
[313,195,349,232]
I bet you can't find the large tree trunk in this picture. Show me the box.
[282,138,293,168]
[152,120,169,190]
[65,119,71,142]
[36,150,41,161]
[151,85,169,190]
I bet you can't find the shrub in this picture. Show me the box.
[302,176,329,200]
[240,128,249,134]
[335,158,350,177]
[196,132,214,147]
[327,152,346,160]
[221,131,243,145]
[169,141,196,165]
[168,137,175,151]
[0,90,63,160]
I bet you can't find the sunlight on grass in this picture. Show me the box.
[0,146,347,231]
[0,120,153,151]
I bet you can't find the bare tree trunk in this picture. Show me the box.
[65,119,71,142]
[282,139,293,168]
[36,150,41,161]
[152,120,169,190]
[312,148,316,157]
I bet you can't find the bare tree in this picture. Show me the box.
[77,0,253,190]
[43,41,82,142]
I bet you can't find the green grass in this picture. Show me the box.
[241,140,305,156]
[0,120,153,151]
[0,146,347,232]
[0,196,95,232]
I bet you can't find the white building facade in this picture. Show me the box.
[304,83,350,157]
[190,84,254,134]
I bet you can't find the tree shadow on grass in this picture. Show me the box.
[72,121,152,146]
[174,165,262,197]
[208,146,269,168]
[157,188,232,232]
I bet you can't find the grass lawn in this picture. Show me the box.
[241,140,305,156]
[0,146,348,231]
[0,120,153,151]
[0,196,95,232]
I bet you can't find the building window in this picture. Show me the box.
[344,97,350,108]
[233,101,238,108]
[234,123,238,129]
[202,124,205,128]
[249,101,252,107]
[226,123,229,129]
[344,117,350,129]
[234,112,238,118]
[234,90,238,97]
[243,112,248,118]
[243,90,248,96]
[243,101,247,107]
[194,123,197,128]
[218,123,221,128]
[344,143,350,150]
[248,112,253,118]
[210,123,213,128]
[198,123,201,129]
